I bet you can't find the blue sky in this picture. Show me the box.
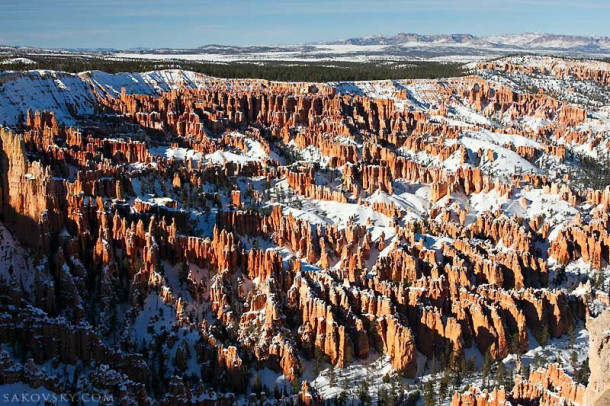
[1,0,608,49]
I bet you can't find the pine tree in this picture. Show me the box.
[327,363,337,387]
[453,366,463,391]
[468,355,476,372]
[424,380,435,406]
[391,377,402,405]
[336,390,348,406]
[314,347,323,375]
[252,373,263,396]
[568,324,576,349]
[539,325,550,346]
[521,364,531,379]
[575,357,590,385]
[482,349,493,387]
[460,357,467,374]
[570,350,579,370]
[179,261,189,287]
[511,333,521,355]
[292,377,301,395]
[358,380,371,406]
[341,377,349,391]
[505,368,515,389]
[378,386,389,406]
[439,371,450,402]
[532,352,543,369]
[496,362,506,388]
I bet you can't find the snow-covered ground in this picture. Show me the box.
[0,222,34,296]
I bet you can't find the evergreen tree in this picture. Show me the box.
[341,377,349,392]
[327,363,337,387]
[252,374,263,396]
[521,364,531,379]
[439,371,450,402]
[568,324,576,349]
[391,377,402,406]
[532,352,543,369]
[505,368,515,389]
[511,333,522,356]
[314,347,324,375]
[575,357,590,386]
[357,380,371,406]
[482,349,493,387]
[570,350,579,370]
[292,377,301,395]
[424,380,435,406]
[539,325,550,346]
[496,362,506,388]
[378,386,389,405]
[336,390,348,406]
[178,261,189,287]
[467,356,477,372]
[453,366,463,391]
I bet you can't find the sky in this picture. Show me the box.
[0,0,608,49]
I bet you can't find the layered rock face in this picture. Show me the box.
[584,310,610,406]
[0,129,63,249]
[453,364,586,406]
[0,54,608,404]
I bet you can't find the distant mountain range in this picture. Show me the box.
[324,32,610,52]
[2,33,609,63]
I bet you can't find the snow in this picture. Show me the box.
[150,146,203,162]
[451,104,492,126]
[150,133,276,165]
[521,115,552,132]
[84,69,207,96]
[303,198,393,229]
[460,135,539,178]
[516,324,589,377]
[243,137,281,162]
[100,34,610,64]
[0,69,208,126]
[368,188,429,218]
[1,57,36,65]
[463,129,542,149]
[468,187,577,232]
[0,222,34,296]
[0,70,97,126]
[307,354,396,401]
[0,53,608,403]
[130,291,175,346]
[205,150,252,164]
[253,368,290,394]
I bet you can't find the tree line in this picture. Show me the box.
[0,54,467,82]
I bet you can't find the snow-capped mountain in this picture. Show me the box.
[2,33,610,64]
[326,32,610,53]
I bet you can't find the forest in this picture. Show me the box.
[0,54,467,81]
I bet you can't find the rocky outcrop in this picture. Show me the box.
[454,364,586,406]
[0,60,606,404]
[0,129,63,250]
[584,310,610,406]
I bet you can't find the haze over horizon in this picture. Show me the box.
[1,0,608,49]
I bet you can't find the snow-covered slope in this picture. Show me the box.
[84,69,208,96]
[0,222,33,295]
[0,69,211,126]
[0,70,97,125]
